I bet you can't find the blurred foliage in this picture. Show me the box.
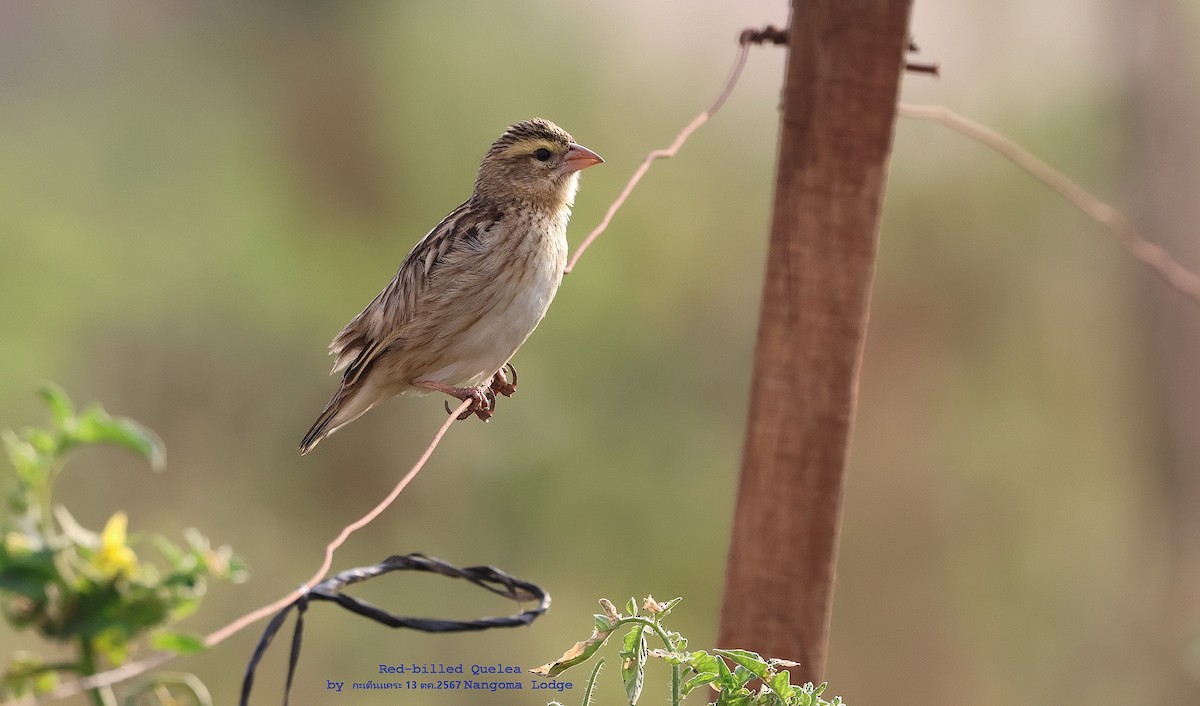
[536,596,842,706]
[0,386,245,703]
[121,674,211,706]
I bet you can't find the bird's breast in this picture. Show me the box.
[420,210,567,387]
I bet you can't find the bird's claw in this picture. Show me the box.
[444,385,496,421]
[439,367,516,422]
[490,363,518,397]
[480,386,497,418]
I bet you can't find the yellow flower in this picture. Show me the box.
[4,531,35,556]
[93,512,138,579]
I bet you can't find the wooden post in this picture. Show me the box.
[717,0,913,683]
[1122,4,1200,702]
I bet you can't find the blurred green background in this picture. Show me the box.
[2,1,1199,704]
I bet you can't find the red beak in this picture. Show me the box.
[559,143,604,175]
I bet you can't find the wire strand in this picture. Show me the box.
[564,40,753,273]
[25,400,471,704]
[898,102,1200,305]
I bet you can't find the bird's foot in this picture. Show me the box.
[490,363,518,398]
[419,381,496,421]
[442,385,495,421]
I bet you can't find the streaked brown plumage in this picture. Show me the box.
[300,118,602,454]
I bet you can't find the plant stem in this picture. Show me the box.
[622,617,682,706]
[36,458,62,546]
[78,638,118,706]
[582,658,604,706]
[5,661,84,678]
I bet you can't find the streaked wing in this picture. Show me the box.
[328,199,502,386]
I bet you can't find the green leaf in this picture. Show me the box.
[92,628,130,665]
[32,671,58,695]
[665,630,687,651]
[25,430,56,457]
[732,665,754,688]
[715,687,754,706]
[225,554,250,584]
[150,631,206,654]
[36,385,76,431]
[531,622,615,678]
[74,406,165,471]
[656,596,683,619]
[793,682,834,706]
[716,653,739,690]
[0,544,59,606]
[768,670,793,701]
[2,430,46,488]
[647,648,691,666]
[714,649,771,681]
[619,624,647,705]
[685,650,722,677]
[151,534,186,568]
[681,671,718,697]
[168,596,201,622]
[625,596,638,617]
[180,528,245,582]
[1,652,61,697]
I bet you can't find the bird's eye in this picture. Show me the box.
[533,147,553,162]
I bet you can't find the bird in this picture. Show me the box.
[299,118,603,455]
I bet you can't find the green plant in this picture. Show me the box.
[0,386,247,705]
[533,596,843,706]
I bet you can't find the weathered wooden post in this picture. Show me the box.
[717,0,914,683]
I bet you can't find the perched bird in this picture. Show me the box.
[300,118,602,454]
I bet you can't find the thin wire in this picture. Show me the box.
[25,30,772,706]
[25,399,472,704]
[898,102,1200,305]
[564,40,753,273]
[205,398,469,647]
[26,56,1200,706]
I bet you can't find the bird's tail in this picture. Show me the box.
[299,380,381,455]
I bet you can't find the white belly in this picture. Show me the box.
[421,247,563,388]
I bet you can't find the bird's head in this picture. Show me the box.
[474,118,603,210]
